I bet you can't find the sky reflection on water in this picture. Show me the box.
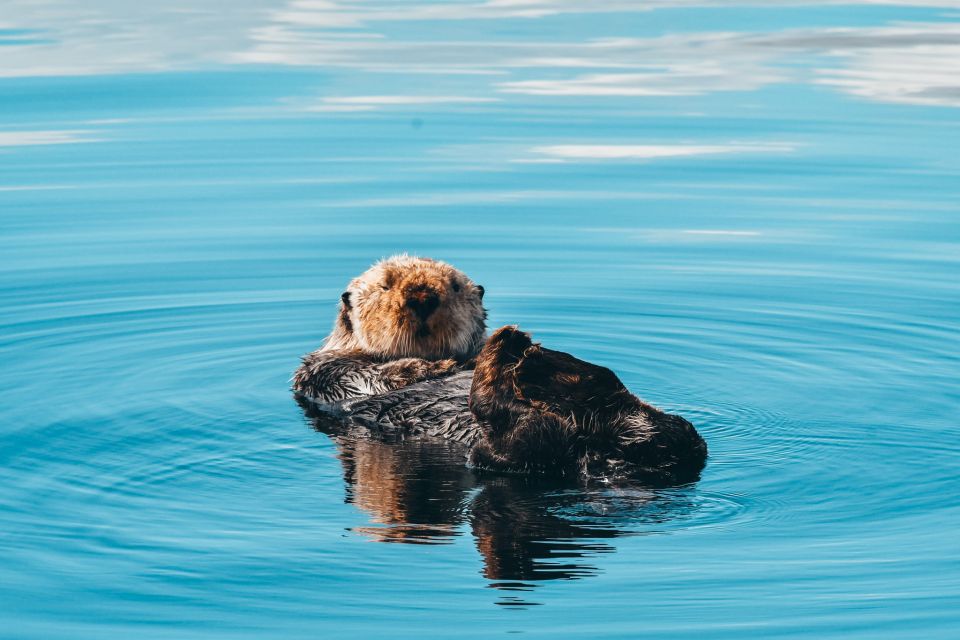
[1,1,959,638]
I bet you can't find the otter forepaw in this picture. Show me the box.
[469,441,515,472]
[483,325,536,363]
[469,327,538,431]
[381,357,462,388]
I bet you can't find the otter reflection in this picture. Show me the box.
[301,399,700,595]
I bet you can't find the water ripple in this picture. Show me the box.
[3,3,960,632]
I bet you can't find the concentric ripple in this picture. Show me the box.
[3,7,960,632]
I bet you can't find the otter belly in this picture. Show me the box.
[300,371,482,448]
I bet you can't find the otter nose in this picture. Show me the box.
[405,288,440,320]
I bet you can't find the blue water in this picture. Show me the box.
[2,2,959,637]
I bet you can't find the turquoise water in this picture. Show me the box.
[2,1,959,637]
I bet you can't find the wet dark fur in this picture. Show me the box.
[469,327,707,482]
[292,350,465,405]
[295,326,707,482]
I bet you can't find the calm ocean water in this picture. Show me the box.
[2,1,959,637]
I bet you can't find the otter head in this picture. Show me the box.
[324,255,487,361]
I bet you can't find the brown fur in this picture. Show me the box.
[469,326,707,482]
[292,255,486,403]
[322,255,486,361]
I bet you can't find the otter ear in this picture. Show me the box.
[476,285,485,300]
[338,291,353,333]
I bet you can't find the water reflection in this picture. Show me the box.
[298,397,700,604]
[3,1,959,109]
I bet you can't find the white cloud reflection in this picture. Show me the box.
[682,229,761,236]
[812,43,960,106]
[0,1,958,108]
[528,142,795,161]
[495,25,960,105]
[0,130,100,147]
[754,22,960,107]
[311,95,499,109]
[498,68,782,97]
[235,0,960,32]
[235,4,960,108]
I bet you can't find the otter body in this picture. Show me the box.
[293,256,707,482]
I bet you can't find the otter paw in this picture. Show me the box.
[471,326,538,398]
[469,441,515,472]
[430,358,461,374]
[481,326,539,365]
[380,357,461,388]
[469,327,537,432]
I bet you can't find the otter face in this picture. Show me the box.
[333,255,487,360]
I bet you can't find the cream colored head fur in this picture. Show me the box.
[322,255,487,360]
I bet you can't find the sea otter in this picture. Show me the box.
[293,256,707,482]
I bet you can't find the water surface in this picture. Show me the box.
[2,1,959,637]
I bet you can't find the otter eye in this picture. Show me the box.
[381,284,390,291]
[452,282,461,293]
